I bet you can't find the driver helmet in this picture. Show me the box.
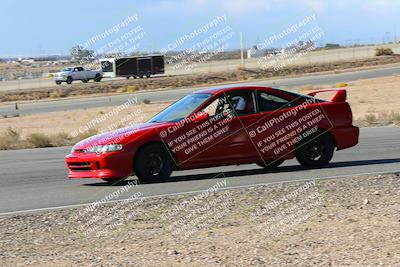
[231,96,246,111]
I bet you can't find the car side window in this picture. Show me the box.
[203,95,231,117]
[257,91,292,112]
[203,91,256,118]
[226,91,256,116]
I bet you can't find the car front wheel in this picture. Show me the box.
[134,143,174,183]
[296,130,334,168]
[94,74,102,82]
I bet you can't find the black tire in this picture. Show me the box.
[134,143,174,183]
[257,159,285,169]
[295,130,334,168]
[55,81,62,85]
[126,76,130,79]
[101,178,126,185]
[145,72,151,78]
[66,76,73,84]
[94,74,102,82]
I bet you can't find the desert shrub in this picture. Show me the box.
[51,132,73,147]
[26,133,53,148]
[0,128,21,150]
[386,111,400,125]
[142,99,151,104]
[375,48,394,56]
[336,82,348,88]
[126,86,139,93]
[364,114,378,124]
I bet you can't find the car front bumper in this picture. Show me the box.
[65,151,133,179]
[54,76,68,81]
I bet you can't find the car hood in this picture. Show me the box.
[72,122,161,150]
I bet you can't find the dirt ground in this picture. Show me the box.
[0,173,399,266]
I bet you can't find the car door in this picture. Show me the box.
[78,67,88,80]
[72,67,80,80]
[245,89,300,160]
[177,90,258,165]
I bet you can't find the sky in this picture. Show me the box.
[0,0,399,57]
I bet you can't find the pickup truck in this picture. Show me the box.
[54,66,103,85]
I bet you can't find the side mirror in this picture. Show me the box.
[192,112,209,123]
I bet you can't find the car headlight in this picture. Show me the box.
[84,144,123,153]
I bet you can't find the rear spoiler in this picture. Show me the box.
[307,89,347,102]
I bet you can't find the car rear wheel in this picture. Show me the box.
[66,76,73,84]
[296,130,334,168]
[55,81,62,85]
[134,143,174,183]
[257,159,285,169]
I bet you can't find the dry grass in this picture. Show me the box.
[0,102,169,150]
[26,133,53,148]
[0,128,21,150]
[359,111,400,126]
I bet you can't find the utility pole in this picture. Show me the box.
[240,32,244,67]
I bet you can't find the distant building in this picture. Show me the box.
[247,46,284,58]
[247,40,315,59]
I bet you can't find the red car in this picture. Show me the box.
[66,86,359,183]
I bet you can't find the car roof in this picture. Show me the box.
[194,85,275,95]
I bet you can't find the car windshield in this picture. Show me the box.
[63,67,73,71]
[149,93,212,123]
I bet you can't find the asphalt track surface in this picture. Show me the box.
[0,127,399,215]
[1,65,400,117]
